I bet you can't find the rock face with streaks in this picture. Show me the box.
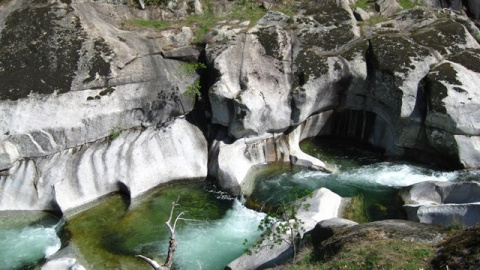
[1,0,480,219]
[0,0,207,213]
[207,2,480,198]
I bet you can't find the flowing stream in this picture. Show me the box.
[65,182,265,270]
[2,137,479,269]
[0,212,62,269]
[247,137,460,221]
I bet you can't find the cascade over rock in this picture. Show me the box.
[210,112,334,196]
[226,187,349,270]
[0,0,480,230]
[208,4,480,200]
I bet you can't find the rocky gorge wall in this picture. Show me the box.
[0,0,206,213]
[206,0,480,194]
[1,0,480,215]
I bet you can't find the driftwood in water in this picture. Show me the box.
[136,197,195,270]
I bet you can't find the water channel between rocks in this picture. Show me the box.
[2,137,478,269]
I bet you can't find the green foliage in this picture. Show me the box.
[109,130,120,141]
[229,0,267,26]
[123,19,171,29]
[284,239,435,270]
[186,80,202,100]
[350,0,372,10]
[447,217,465,232]
[244,187,312,261]
[180,62,206,100]
[180,62,206,75]
[398,0,422,9]
[367,15,389,25]
[344,194,369,223]
[185,12,219,43]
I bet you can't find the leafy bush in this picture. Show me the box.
[244,187,312,261]
[180,62,206,100]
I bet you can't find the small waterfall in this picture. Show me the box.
[171,199,266,270]
[0,217,62,269]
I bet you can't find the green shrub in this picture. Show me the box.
[180,62,206,100]
[186,80,202,100]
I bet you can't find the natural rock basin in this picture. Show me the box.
[247,137,461,222]
[2,137,480,269]
[64,182,265,270]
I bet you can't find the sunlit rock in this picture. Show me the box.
[226,188,347,270]
[210,112,333,196]
[0,118,207,213]
[42,258,86,270]
[401,181,480,226]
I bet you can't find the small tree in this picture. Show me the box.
[136,197,195,270]
[244,187,312,261]
[179,62,206,100]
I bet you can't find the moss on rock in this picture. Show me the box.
[0,1,85,100]
[83,38,114,84]
[293,49,329,88]
[424,62,459,114]
[369,35,431,76]
[412,19,469,55]
[447,49,480,73]
[432,225,480,270]
[257,26,284,60]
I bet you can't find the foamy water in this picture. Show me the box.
[0,224,61,269]
[157,200,265,270]
[292,162,459,187]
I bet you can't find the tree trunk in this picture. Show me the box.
[164,236,177,269]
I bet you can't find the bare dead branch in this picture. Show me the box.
[135,255,166,270]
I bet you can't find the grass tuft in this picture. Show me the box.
[123,19,171,29]
[398,0,422,9]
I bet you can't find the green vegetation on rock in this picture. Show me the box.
[314,239,434,270]
[350,0,372,10]
[180,62,206,100]
[123,19,171,29]
[344,195,369,223]
[398,0,422,9]
[229,0,266,25]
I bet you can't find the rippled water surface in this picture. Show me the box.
[0,212,61,269]
[248,137,460,221]
[3,137,479,269]
[66,182,265,270]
